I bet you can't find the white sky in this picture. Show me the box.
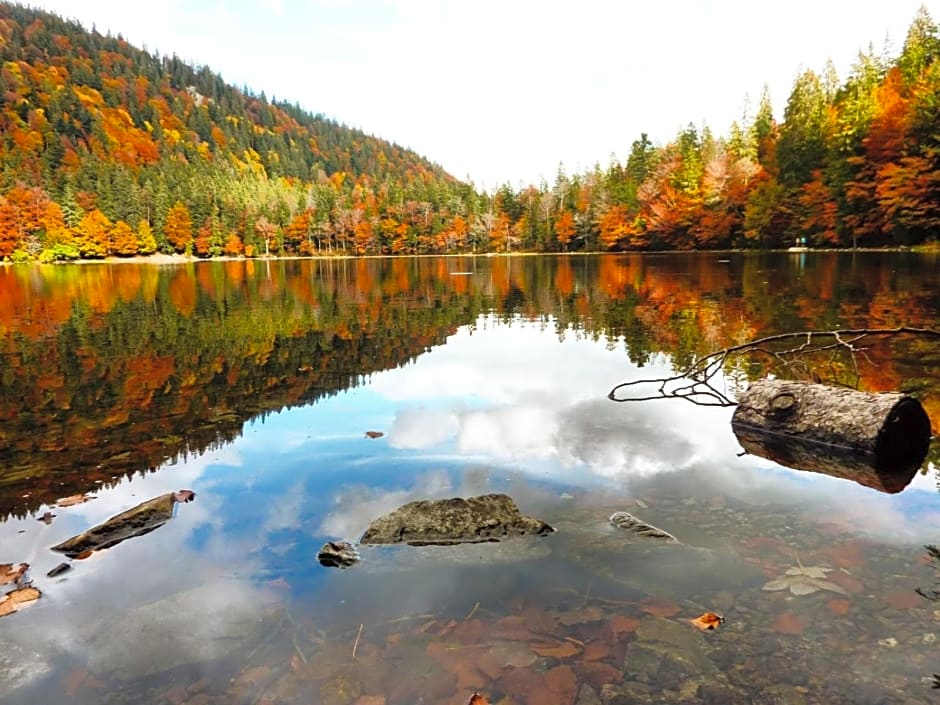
[26,0,935,189]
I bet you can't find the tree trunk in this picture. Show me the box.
[731,379,931,493]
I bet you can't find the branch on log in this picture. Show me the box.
[608,326,940,406]
[606,327,938,492]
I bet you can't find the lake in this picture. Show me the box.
[1,252,940,705]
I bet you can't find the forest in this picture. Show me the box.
[0,2,938,260]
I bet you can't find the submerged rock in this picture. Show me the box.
[360,493,554,546]
[51,490,195,558]
[609,511,678,542]
[317,541,360,568]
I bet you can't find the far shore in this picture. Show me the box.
[1,245,935,267]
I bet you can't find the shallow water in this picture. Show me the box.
[1,252,940,705]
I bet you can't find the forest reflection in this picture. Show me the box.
[1,252,938,519]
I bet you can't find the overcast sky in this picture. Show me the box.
[27,0,933,189]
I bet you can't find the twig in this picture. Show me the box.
[464,601,480,620]
[352,623,363,660]
[383,612,437,625]
[292,632,308,664]
[608,326,940,405]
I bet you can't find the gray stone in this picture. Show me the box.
[317,541,360,568]
[359,493,554,546]
[624,617,719,682]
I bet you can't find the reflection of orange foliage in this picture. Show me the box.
[112,266,142,303]
[554,259,574,295]
[196,264,217,299]
[122,355,175,407]
[81,269,118,315]
[921,397,940,435]
[168,269,196,316]
[224,259,246,287]
[355,259,375,298]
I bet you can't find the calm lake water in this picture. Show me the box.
[2,252,940,705]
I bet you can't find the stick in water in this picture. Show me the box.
[352,623,363,660]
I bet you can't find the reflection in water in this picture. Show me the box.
[0,253,939,704]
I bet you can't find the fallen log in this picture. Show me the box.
[732,379,931,493]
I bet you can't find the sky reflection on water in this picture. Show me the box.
[3,311,940,704]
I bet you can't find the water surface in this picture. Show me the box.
[1,252,940,705]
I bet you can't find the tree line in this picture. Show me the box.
[0,2,937,261]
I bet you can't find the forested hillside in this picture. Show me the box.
[0,2,937,259]
[0,2,475,260]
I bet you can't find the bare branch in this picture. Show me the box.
[608,326,940,405]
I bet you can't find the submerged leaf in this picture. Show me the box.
[785,565,831,579]
[691,612,725,631]
[763,565,847,596]
[761,578,792,592]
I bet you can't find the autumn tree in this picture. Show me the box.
[554,210,576,250]
[164,202,193,253]
[111,219,138,256]
[75,208,111,258]
[137,220,157,254]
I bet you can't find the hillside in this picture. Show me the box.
[0,2,474,259]
[0,3,937,260]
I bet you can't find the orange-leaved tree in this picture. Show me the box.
[554,210,576,250]
[164,202,193,252]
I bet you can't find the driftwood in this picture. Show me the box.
[732,379,931,493]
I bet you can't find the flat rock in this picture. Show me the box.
[625,617,718,684]
[360,493,554,546]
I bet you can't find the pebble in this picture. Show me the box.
[877,637,898,648]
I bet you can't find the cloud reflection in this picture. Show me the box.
[319,470,454,540]
[367,317,940,544]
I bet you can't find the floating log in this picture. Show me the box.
[732,379,931,493]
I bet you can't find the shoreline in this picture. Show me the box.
[1,246,934,267]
